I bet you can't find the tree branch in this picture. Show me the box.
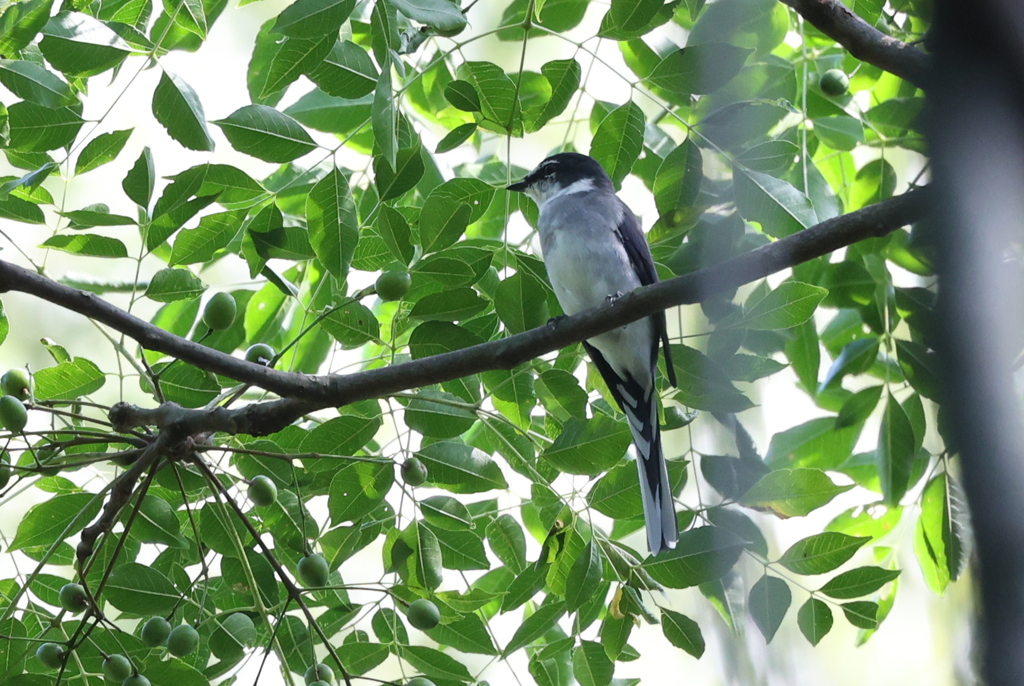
[780,0,931,89]
[96,188,929,436]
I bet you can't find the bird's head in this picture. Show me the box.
[507,152,614,207]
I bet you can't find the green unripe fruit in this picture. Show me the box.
[407,678,436,686]
[245,343,275,365]
[210,612,257,661]
[401,457,428,486]
[1,368,31,400]
[0,450,10,490]
[407,599,440,630]
[248,475,278,507]
[166,624,200,657]
[305,663,335,684]
[819,69,849,96]
[102,654,132,681]
[140,616,172,647]
[203,292,237,331]
[0,395,27,432]
[35,642,64,669]
[123,675,152,686]
[375,270,411,302]
[297,553,330,588]
[59,582,88,613]
[309,682,330,686]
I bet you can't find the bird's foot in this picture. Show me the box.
[547,314,568,328]
[605,291,624,304]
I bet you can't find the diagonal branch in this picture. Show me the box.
[780,0,931,89]
[99,188,929,437]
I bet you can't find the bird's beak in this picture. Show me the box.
[506,179,529,192]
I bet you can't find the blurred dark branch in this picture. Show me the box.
[780,0,931,89]
[94,188,929,436]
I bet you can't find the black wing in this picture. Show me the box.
[613,199,677,387]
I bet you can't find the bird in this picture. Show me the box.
[507,152,679,555]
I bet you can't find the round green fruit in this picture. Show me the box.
[59,582,88,613]
[245,343,276,365]
[401,457,428,486]
[123,675,152,686]
[166,624,200,657]
[407,599,440,630]
[203,292,237,331]
[305,663,335,684]
[35,642,64,669]
[297,553,329,588]
[0,395,27,432]
[1,368,31,400]
[102,654,132,681]
[432,21,466,38]
[407,678,436,686]
[819,69,849,96]
[0,450,10,490]
[141,616,171,647]
[309,682,330,686]
[375,270,411,302]
[247,475,278,507]
[210,612,256,661]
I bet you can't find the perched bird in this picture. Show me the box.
[508,152,679,555]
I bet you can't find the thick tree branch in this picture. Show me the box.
[780,0,931,89]
[95,188,929,436]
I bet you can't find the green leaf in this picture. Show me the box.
[156,361,219,406]
[321,302,379,348]
[739,468,853,517]
[337,642,389,674]
[444,80,481,112]
[426,614,498,655]
[420,495,474,531]
[573,640,613,686]
[604,0,663,36]
[163,0,207,39]
[528,58,582,132]
[670,344,753,413]
[778,532,869,575]
[420,195,473,254]
[589,100,645,187]
[749,575,790,643]
[542,415,631,476]
[414,441,508,494]
[272,0,354,37]
[587,462,644,519]
[133,495,187,547]
[841,601,878,629]
[375,203,414,264]
[436,122,477,153]
[485,514,527,573]
[503,596,566,657]
[10,492,102,550]
[215,104,316,162]
[372,69,397,168]
[654,139,702,219]
[764,416,863,470]
[389,0,466,32]
[404,389,476,439]
[836,385,884,429]
[734,167,819,237]
[40,233,128,258]
[123,147,155,208]
[812,115,864,151]
[400,644,473,681]
[327,461,394,524]
[144,267,205,302]
[737,282,828,330]
[301,414,381,457]
[105,562,180,615]
[494,272,549,335]
[877,395,915,506]
[565,541,603,612]
[152,70,214,151]
[458,61,518,134]
[920,472,968,582]
[34,357,105,400]
[307,166,358,280]
[75,128,132,175]
[261,34,334,98]
[39,12,131,77]
[7,101,83,151]
[0,60,77,108]
[641,526,746,588]
[307,40,378,98]
[430,524,489,570]
[895,339,941,401]
[797,597,832,646]
[169,209,246,265]
[818,566,900,599]
[410,288,488,321]
[0,0,55,57]
[645,42,751,96]
[373,145,424,201]
[661,608,705,658]
[0,193,44,223]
